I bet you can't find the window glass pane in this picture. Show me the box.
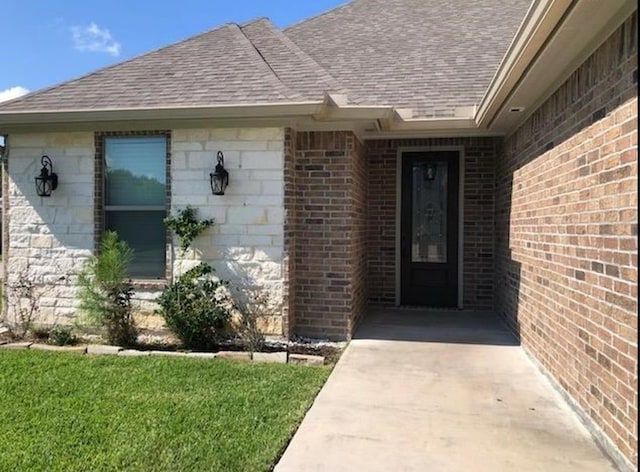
[106,211,166,279]
[105,136,166,206]
[412,161,447,263]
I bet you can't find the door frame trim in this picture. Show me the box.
[395,146,465,308]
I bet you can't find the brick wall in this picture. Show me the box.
[349,134,368,333]
[283,128,297,337]
[293,131,366,340]
[496,13,638,468]
[365,137,498,309]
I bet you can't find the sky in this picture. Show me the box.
[0,0,347,103]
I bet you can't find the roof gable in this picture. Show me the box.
[0,0,534,122]
[0,22,298,112]
[285,0,532,118]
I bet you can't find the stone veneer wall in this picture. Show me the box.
[365,137,498,309]
[4,132,95,323]
[3,127,288,336]
[496,13,637,469]
[293,131,367,340]
[165,127,286,335]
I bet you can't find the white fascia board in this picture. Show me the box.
[325,105,395,121]
[394,117,477,131]
[474,0,573,127]
[0,97,480,135]
[362,128,503,140]
[0,101,325,128]
[493,0,638,133]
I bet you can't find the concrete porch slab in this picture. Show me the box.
[275,309,618,472]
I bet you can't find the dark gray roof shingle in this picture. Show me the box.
[285,0,532,117]
[0,0,533,118]
[239,18,352,101]
[0,23,297,111]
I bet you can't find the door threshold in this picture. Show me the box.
[396,305,460,311]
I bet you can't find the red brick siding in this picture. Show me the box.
[496,13,638,468]
[366,143,397,304]
[293,131,366,340]
[349,134,368,333]
[282,128,297,337]
[365,138,499,309]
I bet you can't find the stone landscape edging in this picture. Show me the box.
[0,341,325,365]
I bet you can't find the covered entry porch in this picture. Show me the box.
[288,132,499,341]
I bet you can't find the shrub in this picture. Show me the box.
[4,266,68,340]
[48,326,77,346]
[77,231,137,347]
[4,270,39,338]
[156,263,230,350]
[233,288,269,355]
[164,206,214,254]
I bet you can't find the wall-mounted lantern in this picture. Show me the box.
[209,151,229,195]
[35,155,58,197]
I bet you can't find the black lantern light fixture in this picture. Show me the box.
[209,150,229,195]
[35,155,58,197]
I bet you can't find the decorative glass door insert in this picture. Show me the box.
[411,161,448,263]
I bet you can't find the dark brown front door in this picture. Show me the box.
[401,151,459,306]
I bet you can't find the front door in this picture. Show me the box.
[401,151,459,306]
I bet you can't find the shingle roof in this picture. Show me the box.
[239,18,353,102]
[0,0,532,118]
[0,22,300,111]
[285,0,532,117]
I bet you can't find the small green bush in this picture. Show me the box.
[164,206,214,253]
[77,231,137,347]
[48,326,77,346]
[156,263,230,350]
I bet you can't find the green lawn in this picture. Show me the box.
[0,350,330,472]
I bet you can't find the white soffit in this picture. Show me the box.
[486,0,637,133]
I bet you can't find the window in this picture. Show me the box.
[104,136,167,278]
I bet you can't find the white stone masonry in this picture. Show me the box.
[3,128,286,335]
[170,127,286,334]
[5,132,95,324]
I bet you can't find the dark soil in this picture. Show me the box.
[2,327,344,365]
[131,337,343,365]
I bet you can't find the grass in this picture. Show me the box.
[0,350,330,472]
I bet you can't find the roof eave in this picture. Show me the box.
[0,96,487,137]
[0,101,326,129]
[475,0,574,128]
[476,0,637,132]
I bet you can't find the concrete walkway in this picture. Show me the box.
[275,309,618,472]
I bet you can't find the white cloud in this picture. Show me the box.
[71,22,121,56]
[0,86,30,103]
